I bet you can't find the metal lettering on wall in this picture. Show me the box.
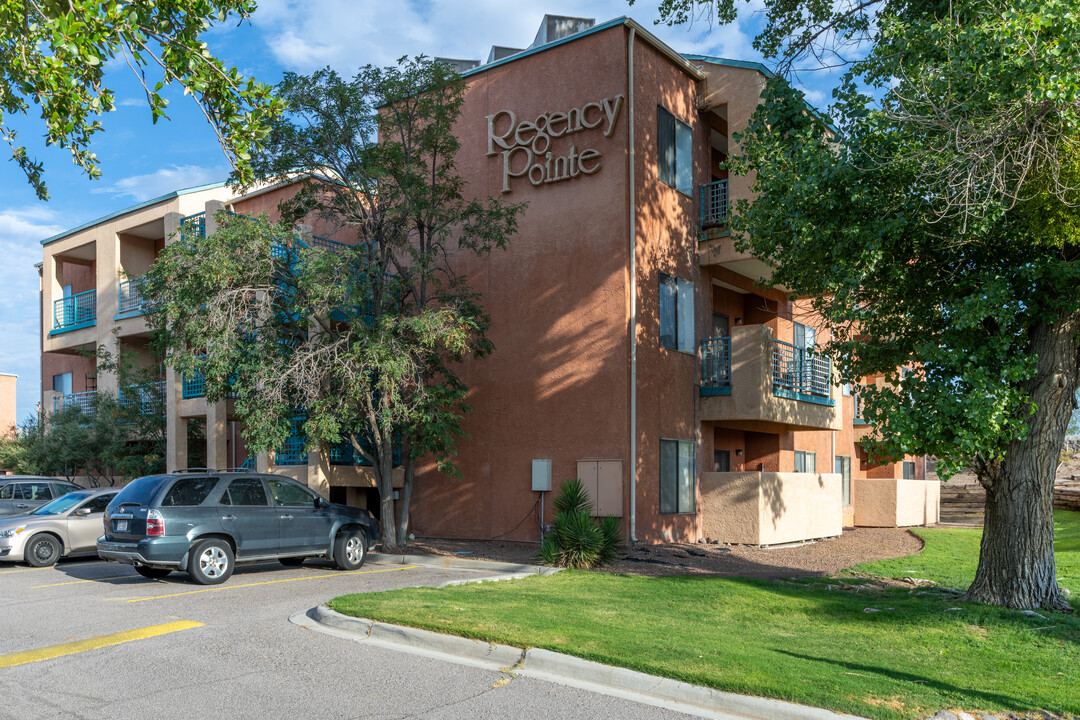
[486,95,624,193]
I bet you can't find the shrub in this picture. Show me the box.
[539,478,622,569]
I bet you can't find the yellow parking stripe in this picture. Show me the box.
[0,621,202,669]
[128,565,418,603]
[32,574,135,588]
[0,561,108,575]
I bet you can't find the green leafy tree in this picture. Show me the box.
[0,0,284,199]
[644,0,1080,609]
[146,58,524,551]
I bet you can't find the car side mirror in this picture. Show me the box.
[74,508,91,516]
[314,496,325,509]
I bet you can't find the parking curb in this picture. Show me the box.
[302,606,867,720]
[367,551,560,576]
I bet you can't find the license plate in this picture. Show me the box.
[115,520,128,532]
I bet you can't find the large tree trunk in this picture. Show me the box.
[966,316,1079,611]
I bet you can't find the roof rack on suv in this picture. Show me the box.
[217,468,256,473]
[172,468,215,473]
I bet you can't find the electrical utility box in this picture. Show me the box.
[531,459,552,492]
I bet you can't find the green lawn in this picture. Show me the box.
[852,509,1080,596]
[330,511,1080,720]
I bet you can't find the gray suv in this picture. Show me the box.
[97,471,379,585]
[0,477,83,517]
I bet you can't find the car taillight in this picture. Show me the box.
[146,509,164,536]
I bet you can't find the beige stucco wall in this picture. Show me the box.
[700,324,841,433]
[700,471,842,545]
[854,478,940,527]
[0,374,15,437]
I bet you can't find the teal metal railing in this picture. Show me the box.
[275,414,309,465]
[180,212,205,244]
[53,390,96,414]
[182,371,206,399]
[701,337,732,395]
[118,276,148,315]
[53,290,96,331]
[309,234,350,254]
[772,339,832,403]
[118,381,166,415]
[853,389,869,424]
[699,179,729,228]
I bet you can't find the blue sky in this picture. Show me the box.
[0,0,843,424]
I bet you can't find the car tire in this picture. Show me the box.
[279,557,305,567]
[25,533,61,567]
[135,566,172,579]
[334,529,366,571]
[188,538,234,585]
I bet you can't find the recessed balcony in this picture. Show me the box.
[51,290,96,335]
[699,325,841,432]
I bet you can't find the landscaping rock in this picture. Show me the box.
[931,711,959,720]
[670,549,690,558]
[1020,610,1048,620]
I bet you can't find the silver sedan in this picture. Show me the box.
[0,488,118,567]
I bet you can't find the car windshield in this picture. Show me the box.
[31,492,90,516]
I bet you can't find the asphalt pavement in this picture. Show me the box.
[0,555,702,720]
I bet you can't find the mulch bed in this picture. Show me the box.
[399,526,925,579]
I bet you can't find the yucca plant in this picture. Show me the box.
[538,478,623,569]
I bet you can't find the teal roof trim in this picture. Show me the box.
[40,180,228,246]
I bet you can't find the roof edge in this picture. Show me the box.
[40,181,229,246]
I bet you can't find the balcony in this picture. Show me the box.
[699,179,728,229]
[700,471,843,545]
[117,276,150,317]
[699,325,841,432]
[182,371,206,399]
[53,381,165,418]
[51,290,96,334]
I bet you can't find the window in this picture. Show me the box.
[0,485,12,500]
[53,373,72,395]
[794,450,816,473]
[713,450,730,472]
[268,479,316,508]
[659,273,694,352]
[903,461,916,479]
[658,107,692,195]
[17,483,52,500]
[162,477,219,506]
[221,478,269,507]
[834,456,852,506]
[793,322,816,349]
[80,494,115,514]
[842,382,852,397]
[660,439,695,514]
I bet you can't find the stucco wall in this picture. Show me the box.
[854,478,940,527]
[700,471,842,545]
[0,374,15,438]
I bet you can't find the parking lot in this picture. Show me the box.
[0,556,697,720]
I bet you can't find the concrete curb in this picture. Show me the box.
[368,551,560,577]
[298,606,868,720]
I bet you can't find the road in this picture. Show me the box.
[0,556,699,719]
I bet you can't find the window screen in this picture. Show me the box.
[657,106,692,195]
[795,451,816,473]
[903,461,916,479]
[835,456,851,506]
[659,273,694,352]
[162,477,219,506]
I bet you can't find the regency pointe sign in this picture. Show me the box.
[486,94,624,193]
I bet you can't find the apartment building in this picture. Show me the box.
[38,14,938,545]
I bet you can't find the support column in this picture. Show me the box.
[256,451,270,473]
[165,367,187,472]
[205,400,229,470]
[204,200,226,236]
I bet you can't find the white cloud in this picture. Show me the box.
[92,164,230,202]
[0,206,65,423]
[252,0,766,74]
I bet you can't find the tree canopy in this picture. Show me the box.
[0,0,283,199]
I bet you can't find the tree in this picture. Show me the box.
[145,58,524,551]
[0,0,283,200]
[0,355,167,484]
[643,0,1079,609]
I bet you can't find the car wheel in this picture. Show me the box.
[188,538,234,585]
[279,557,305,567]
[135,566,172,579]
[25,534,61,567]
[334,529,366,571]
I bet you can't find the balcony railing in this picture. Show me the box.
[699,179,729,228]
[772,340,832,404]
[309,234,350,254]
[853,390,869,425]
[118,381,166,415]
[118,276,149,316]
[276,415,309,466]
[52,290,96,332]
[53,390,97,414]
[701,337,732,396]
[182,371,206,399]
[180,212,205,244]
